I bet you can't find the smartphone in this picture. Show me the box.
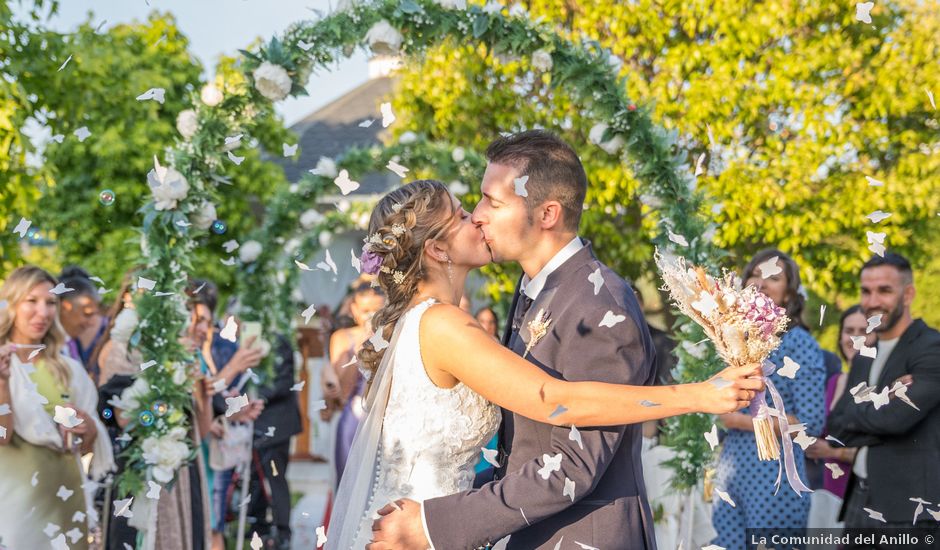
[241,321,263,349]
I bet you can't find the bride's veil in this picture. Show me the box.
[325,315,408,549]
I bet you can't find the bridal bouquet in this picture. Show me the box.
[656,252,809,494]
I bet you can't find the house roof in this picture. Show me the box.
[274,76,399,197]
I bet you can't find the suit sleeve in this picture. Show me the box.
[423,302,652,549]
[830,337,940,437]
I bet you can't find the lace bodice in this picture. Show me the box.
[353,299,501,545]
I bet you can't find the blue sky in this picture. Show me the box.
[24,0,369,126]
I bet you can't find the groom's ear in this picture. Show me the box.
[538,200,564,230]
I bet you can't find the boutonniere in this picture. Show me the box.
[523,308,552,359]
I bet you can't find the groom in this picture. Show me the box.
[368,130,658,549]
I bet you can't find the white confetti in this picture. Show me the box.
[351,249,362,274]
[56,485,74,501]
[926,89,937,110]
[53,406,82,429]
[50,534,69,550]
[482,447,500,468]
[369,329,389,352]
[825,435,846,447]
[136,87,166,104]
[227,151,245,165]
[250,531,263,550]
[825,462,845,479]
[863,507,886,523]
[44,522,61,538]
[139,360,157,371]
[640,399,660,407]
[12,217,31,237]
[220,256,236,266]
[704,424,719,451]
[587,268,604,295]
[715,488,736,507]
[537,453,563,480]
[891,380,919,411]
[691,291,719,316]
[574,543,600,550]
[146,481,161,500]
[599,310,626,328]
[57,55,73,72]
[513,175,529,197]
[694,152,707,177]
[48,283,74,295]
[667,230,688,247]
[294,259,313,271]
[778,356,800,379]
[380,102,396,127]
[569,425,584,450]
[333,169,360,195]
[74,126,91,142]
[297,39,314,51]
[757,256,783,278]
[866,314,882,334]
[265,426,276,437]
[223,240,240,253]
[31,471,39,486]
[316,525,328,547]
[65,527,83,544]
[792,427,817,450]
[855,1,874,24]
[871,386,890,409]
[865,175,884,187]
[220,316,238,342]
[114,497,134,518]
[865,210,892,223]
[563,477,576,502]
[301,303,317,325]
[548,404,568,419]
[137,276,156,291]
[386,159,409,178]
[819,304,826,326]
[282,143,298,157]
[0,403,9,415]
[225,394,249,417]
[316,249,338,275]
[291,381,305,392]
[702,545,726,550]
[358,119,374,128]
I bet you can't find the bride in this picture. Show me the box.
[327,179,762,548]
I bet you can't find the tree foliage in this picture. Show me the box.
[1,8,292,292]
[390,0,940,325]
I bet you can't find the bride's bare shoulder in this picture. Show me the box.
[420,302,481,339]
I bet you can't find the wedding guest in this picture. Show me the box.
[805,305,871,531]
[0,266,113,549]
[248,334,302,550]
[711,249,826,544]
[474,306,499,339]
[324,281,385,483]
[58,266,107,379]
[827,253,940,542]
[90,270,141,386]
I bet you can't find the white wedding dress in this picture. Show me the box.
[331,299,501,549]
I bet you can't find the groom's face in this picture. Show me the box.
[472,162,536,263]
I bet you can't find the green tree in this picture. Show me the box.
[390,0,940,325]
[3,9,292,292]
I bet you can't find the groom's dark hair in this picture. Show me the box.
[485,129,587,232]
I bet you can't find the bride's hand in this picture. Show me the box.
[697,364,765,415]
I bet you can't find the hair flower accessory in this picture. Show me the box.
[360,249,384,275]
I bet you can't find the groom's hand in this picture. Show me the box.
[367,499,429,550]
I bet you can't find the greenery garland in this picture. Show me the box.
[123,0,731,503]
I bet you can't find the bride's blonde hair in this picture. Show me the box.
[358,180,457,394]
[0,266,73,387]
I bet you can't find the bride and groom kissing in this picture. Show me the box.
[326,130,763,549]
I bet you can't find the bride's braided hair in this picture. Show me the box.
[359,180,456,393]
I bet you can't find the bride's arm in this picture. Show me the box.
[421,304,762,427]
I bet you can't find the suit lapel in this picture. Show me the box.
[874,320,924,388]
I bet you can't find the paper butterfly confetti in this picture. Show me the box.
[334,169,360,195]
[537,453,563,480]
[599,311,626,328]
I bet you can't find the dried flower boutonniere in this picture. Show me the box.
[523,308,552,359]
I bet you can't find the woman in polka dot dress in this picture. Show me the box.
[711,249,827,549]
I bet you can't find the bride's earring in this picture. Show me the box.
[444,255,454,284]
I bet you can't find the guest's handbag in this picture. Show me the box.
[208,418,253,471]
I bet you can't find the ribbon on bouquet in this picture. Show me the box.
[748,360,812,497]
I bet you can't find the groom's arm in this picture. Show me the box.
[422,304,653,549]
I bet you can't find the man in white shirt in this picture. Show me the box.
[828,253,940,543]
